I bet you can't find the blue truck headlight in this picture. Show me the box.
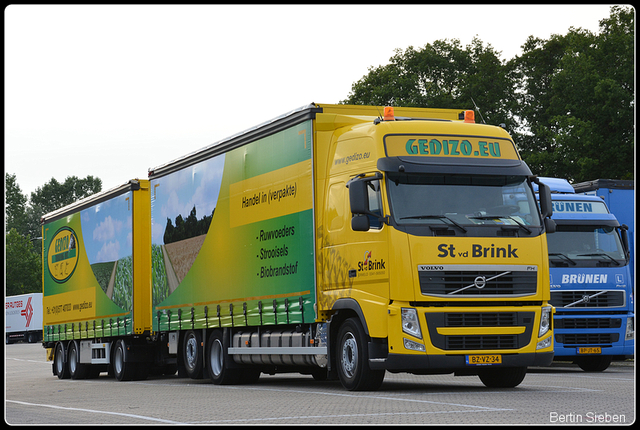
[539,306,552,337]
[625,317,634,341]
[401,308,422,339]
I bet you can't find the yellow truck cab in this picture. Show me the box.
[314,104,555,389]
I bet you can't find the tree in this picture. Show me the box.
[6,228,42,295]
[5,173,29,236]
[342,37,518,130]
[24,175,103,240]
[512,6,633,181]
[5,174,103,297]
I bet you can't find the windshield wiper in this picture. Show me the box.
[577,253,621,266]
[400,215,467,233]
[468,215,531,234]
[548,252,577,266]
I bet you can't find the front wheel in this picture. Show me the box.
[478,366,527,388]
[575,355,612,372]
[336,318,385,391]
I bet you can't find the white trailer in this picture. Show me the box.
[6,293,43,344]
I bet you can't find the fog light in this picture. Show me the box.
[404,338,426,352]
[537,336,552,350]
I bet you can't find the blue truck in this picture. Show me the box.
[539,177,634,371]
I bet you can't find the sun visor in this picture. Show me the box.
[377,156,532,176]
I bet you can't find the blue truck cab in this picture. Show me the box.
[538,177,634,371]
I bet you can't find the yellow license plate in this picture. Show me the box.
[577,347,601,354]
[466,354,502,365]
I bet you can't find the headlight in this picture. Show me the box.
[401,308,422,339]
[539,306,552,337]
[625,317,634,341]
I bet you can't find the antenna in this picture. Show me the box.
[470,97,486,124]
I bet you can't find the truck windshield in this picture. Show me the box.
[386,173,541,228]
[547,225,626,266]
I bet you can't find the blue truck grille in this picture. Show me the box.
[555,318,622,329]
[550,290,625,308]
[556,333,620,345]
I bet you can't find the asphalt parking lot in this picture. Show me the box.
[5,342,635,425]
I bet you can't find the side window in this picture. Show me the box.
[367,180,383,230]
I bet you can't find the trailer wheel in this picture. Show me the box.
[68,341,88,380]
[206,330,240,385]
[183,330,204,379]
[54,342,70,379]
[113,339,136,381]
[478,366,527,388]
[336,317,385,391]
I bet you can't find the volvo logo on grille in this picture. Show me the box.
[582,294,590,303]
[474,276,487,289]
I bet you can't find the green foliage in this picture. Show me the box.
[152,244,169,306]
[344,6,633,182]
[5,228,42,295]
[90,261,116,294]
[112,255,133,312]
[163,206,214,244]
[513,6,634,181]
[342,37,518,130]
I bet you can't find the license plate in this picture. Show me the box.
[577,347,601,354]
[466,354,502,365]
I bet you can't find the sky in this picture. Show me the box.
[5,4,618,199]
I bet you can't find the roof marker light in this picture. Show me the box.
[464,110,475,123]
[384,106,395,121]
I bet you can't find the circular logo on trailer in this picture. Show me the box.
[47,227,79,283]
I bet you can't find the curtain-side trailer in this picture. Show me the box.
[43,103,556,390]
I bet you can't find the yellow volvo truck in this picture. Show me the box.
[42,104,555,391]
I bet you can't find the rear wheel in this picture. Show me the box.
[54,342,70,379]
[68,341,88,380]
[113,339,136,381]
[478,366,527,388]
[183,330,204,379]
[336,317,385,391]
[206,330,240,385]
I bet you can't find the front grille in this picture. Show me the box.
[446,335,517,350]
[446,312,518,326]
[555,318,622,329]
[419,265,537,297]
[425,312,535,351]
[550,290,625,308]
[556,333,619,345]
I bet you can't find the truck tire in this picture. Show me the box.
[336,317,385,391]
[113,339,136,381]
[68,341,88,380]
[478,366,527,388]
[575,355,612,372]
[54,342,70,379]
[183,330,204,379]
[206,330,240,385]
